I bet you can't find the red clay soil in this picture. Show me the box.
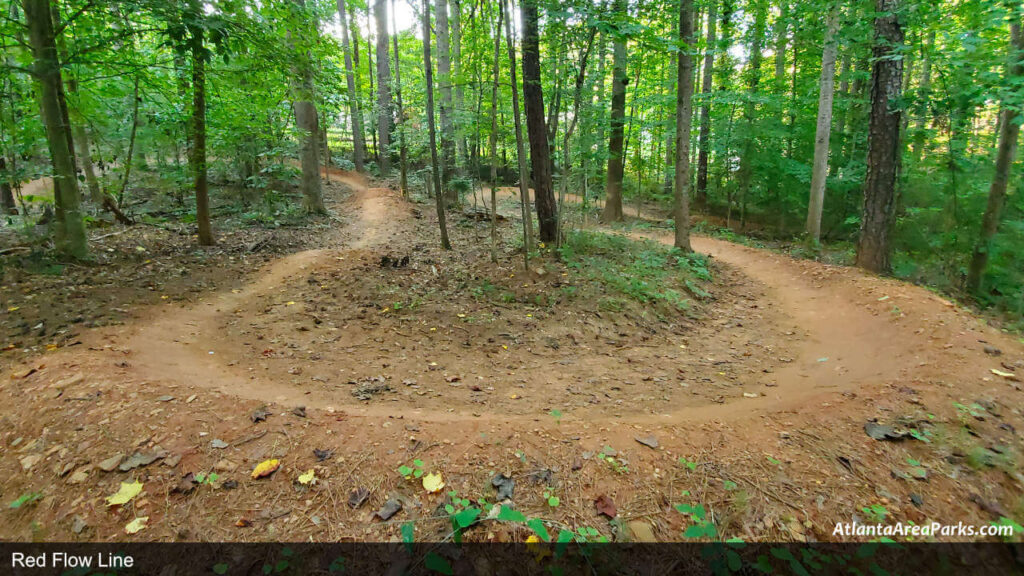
[0,172,1021,544]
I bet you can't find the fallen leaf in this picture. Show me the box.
[106,481,144,507]
[250,407,270,423]
[594,494,617,518]
[251,459,280,479]
[491,473,515,501]
[297,469,316,485]
[313,448,334,461]
[124,517,148,534]
[210,439,229,449]
[422,472,445,493]
[348,487,370,509]
[235,518,252,528]
[991,369,1020,382]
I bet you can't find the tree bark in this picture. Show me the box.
[520,0,557,243]
[805,2,839,244]
[674,0,695,252]
[290,0,325,213]
[489,3,504,263]
[503,0,534,262]
[337,0,366,171]
[23,0,87,258]
[694,0,717,210]
[118,75,141,207]
[422,0,451,249]
[452,0,467,168]
[1,157,15,214]
[189,2,213,246]
[855,0,904,273]
[374,0,392,173]
[391,0,408,197]
[436,0,457,201]
[966,5,1023,293]
[601,0,628,223]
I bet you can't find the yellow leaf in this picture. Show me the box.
[422,472,445,493]
[7,307,19,312]
[457,313,466,318]
[991,368,1015,378]
[124,517,148,534]
[286,301,296,306]
[297,469,316,485]
[251,459,280,479]
[525,535,541,543]
[106,481,144,507]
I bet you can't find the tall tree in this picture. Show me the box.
[967,2,1024,293]
[391,0,408,196]
[674,0,696,251]
[734,0,767,230]
[23,0,87,258]
[910,29,935,165]
[694,0,718,210]
[805,1,840,244]
[422,0,451,249]
[291,0,326,214]
[520,0,557,242]
[452,0,467,168]
[855,0,905,273]
[374,0,392,173]
[503,0,534,262]
[489,2,504,263]
[601,0,628,223]
[188,0,213,245]
[337,0,366,171]
[436,0,456,202]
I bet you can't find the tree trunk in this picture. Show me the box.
[674,0,695,251]
[967,7,1023,293]
[23,0,87,258]
[189,6,213,246]
[503,0,534,263]
[520,0,557,243]
[422,0,451,249]
[734,0,767,231]
[805,2,839,244]
[855,0,904,273]
[68,87,103,204]
[118,75,141,207]
[452,0,467,168]
[375,0,392,173]
[601,0,628,223]
[1,157,15,214]
[489,3,504,263]
[436,0,457,202]
[337,0,366,171]
[290,0,325,214]
[391,0,408,197]
[911,30,934,165]
[694,0,718,210]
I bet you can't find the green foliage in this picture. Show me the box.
[8,492,42,509]
[558,230,711,314]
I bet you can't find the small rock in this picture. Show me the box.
[251,406,270,423]
[491,473,515,501]
[71,515,88,535]
[67,467,90,484]
[910,493,924,508]
[119,448,167,471]
[984,345,1002,356]
[291,406,307,418]
[59,461,76,477]
[314,448,334,461]
[215,459,238,472]
[157,395,175,402]
[211,439,229,449]
[163,454,183,468]
[19,454,42,471]
[635,435,659,450]
[627,521,657,542]
[375,498,402,520]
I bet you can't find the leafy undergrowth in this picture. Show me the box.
[557,230,713,317]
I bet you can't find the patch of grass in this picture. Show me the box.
[557,229,711,315]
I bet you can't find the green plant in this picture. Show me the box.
[9,492,42,509]
[398,459,425,479]
[861,504,888,523]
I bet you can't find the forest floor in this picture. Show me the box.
[0,171,1022,548]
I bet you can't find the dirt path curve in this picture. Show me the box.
[125,170,413,408]
[111,181,1023,425]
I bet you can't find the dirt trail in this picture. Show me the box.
[113,177,1023,426]
[126,172,415,412]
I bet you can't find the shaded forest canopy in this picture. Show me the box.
[1,0,1023,328]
